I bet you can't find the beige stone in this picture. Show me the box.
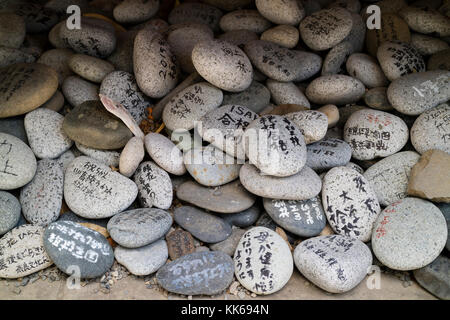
[318,104,339,128]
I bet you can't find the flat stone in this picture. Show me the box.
[156,251,234,296]
[44,221,113,278]
[413,255,450,300]
[322,166,381,242]
[256,0,304,25]
[113,0,159,24]
[107,208,172,248]
[234,226,293,295]
[407,150,450,203]
[68,54,115,83]
[174,206,232,244]
[266,80,310,108]
[294,235,372,293]
[37,48,74,86]
[239,163,321,200]
[168,2,223,32]
[62,76,99,107]
[343,109,409,160]
[75,142,120,167]
[0,224,52,279]
[263,196,326,237]
[285,110,327,144]
[222,205,261,228]
[306,138,352,171]
[20,159,63,227]
[64,156,138,219]
[305,74,365,105]
[364,151,420,207]
[0,191,21,235]
[166,229,195,260]
[219,9,271,34]
[0,63,58,118]
[177,180,256,214]
[134,161,173,210]
[62,100,133,150]
[144,133,186,175]
[346,53,388,88]
[210,227,246,257]
[0,132,37,190]
[372,198,447,270]
[58,211,109,229]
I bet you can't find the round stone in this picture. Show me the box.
[294,235,372,293]
[68,54,115,83]
[255,0,305,25]
[44,221,113,279]
[62,76,99,107]
[219,10,271,34]
[0,132,37,190]
[156,251,234,296]
[306,138,352,171]
[306,75,365,105]
[134,161,173,210]
[263,196,326,237]
[0,13,26,48]
[176,180,256,214]
[64,156,138,219]
[0,63,58,118]
[162,82,223,131]
[343,109,409,160]
[239,163,321,200]
[62,100,133,150]
[299,7,353,51]
[234,226,293,295]
[411,104,450,154]
[24,108,73,159]
[260,25,300,49]
[174,206,232,243]
[113,0,159,24]
[387,70,450,116]
[144,133,186,175]
[114,239,168,276]
[168,2,223,32]
[265,80,310,108]
[285,110,328,144]
[0,191,21,235]
[20,159,63,227]
[322,166,381,242]
[346,53,388,88]
[372,198,447,271]
[107,208,172,248]
[363,87,393,111]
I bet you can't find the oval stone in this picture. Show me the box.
[346,53,388,88]
[305,75,365,105]
[0,191,21,235]
[363,87,393,111]
[285,110,328,144]
[222,81,270,114]
[113,0,159,24]
[144,133,186,175]
[222,205,261,228]
[306,138,352,171]
[266,80,310,108]
[255,0,305,25]
[62,76,99,107]
[68,53,115,83]
[260,25,300,49]
[168,2,223,32]
[219,9,271,34]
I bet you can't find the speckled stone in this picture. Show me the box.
[0,46,35,68]
[363,87,393,111]
[0,191,21,235]
[234,226,293,295]
[0,13,25,48]
[209,227,246,257]
[106,30,137,73]
[346,53,388,88]
[410,33,449,56]
[62,76,99,107]
[119,136,145,178]
[14,3,58,33]
[219,10,271,34]
[113,0,159,24]
[294,235,372,293]
[260,25,300,49]
[372,198,447,271]
[255,0,305,25]
[399,6,450,37]
[144,133,186,176]
[321,41,354,76]
[344,109,409,160]
[285,110,328,144]
[75,142,120,167]
[240,163,321,200]
[168,2,223,32]
[20,159,63,227]
[428,49,450,71]
[68,54,114,83]
[306,75,365,105]
[107,208,172,248]
[266,80,310,108]
[222,81,270,114]
[306,138,352,171]
[413,255,450,300]
[24,108,73,159]
[292,51,323,82]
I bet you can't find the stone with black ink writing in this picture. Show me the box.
[198,104,258,159]
[113,0,159,24]
[222,205,261,228]
[0,191,21,235]
[411,104,450,155]
[20,159,63,227]
[184,145,242,187]
[63,100,133,150]
[133,28,179,99]
[0,224,53,279]
[364,151,420,207]
[75,142,120,167]
[413,255,450,300]
[306,138,352,171]
[144,133,186,176]
[43,221,113,279]
[219,9,271,34]
[0,132,37,190]
[177,180,256,214]
[234,226,293,295]
[410,33,449,57]
[192,39,253,93]
[255,212,299,244]
[260,25,300,49]
[244,40,303,82]
[57,149,76,173]
[299,7,353,51]
[264,196,326,237]
[344,109,409,160]
[68,54,115,83]
[107,208,172,248]
[372,198,447,271]
[285,110,328,145]
[266,80,310,109]
[14,2,58,33]
[240,163,321,200]
[174,206,232,244]
[256,0,305,25]
[64,156,138,219]
[156,251,234,296]
[322,166,381,242]
[363,87,393,111]
[24,108,73,159]
[166,229,195,260]
[0,47,35,69]
[134,161,173,210]
[0,13,25,48]
[59,17,116,58]
[222,81,270,114]
[428,49,450,71]
[0,63,58,118]
[306,74,365,105]
[399,6,450,37]
[321,41,354,76]
[163,82,223,131]
[168,2,223,32]
[377,41,425,82]
[293,235,372,293]
[345,162,364,175]
[243,115,307,177]
[62,76,99,108]
[210,227,246,257]
[346,53,388,88]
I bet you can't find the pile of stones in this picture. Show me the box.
[0,0,449,300]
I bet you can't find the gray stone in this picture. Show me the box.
[14,3,58,33]
[0,46,35,68]
[58,211,109,229]
[209,227,246,257]
[294,235,372,293]
[266,80,310,108]
[168,2,223,32]
[285,110,328,144]
[62,76,99,107]
[107,30,137,73]
[255,0,305,25]
[346,53,388,88]
[372,198,447,271]
[306,75,365,105]
[410,33,449,56]
[156,251,234,295]
[306,138,352,171]
[363,87,393,111]
[119,136,144,178]
[222,205,261,228]
[0,191,20,235]
[218,29,259,48]
[0,13,25,48]
[37,48,74,87]
[144,133,186,175]
[107,208,172,248]
[44,221,113,279]
[437,203,450,251]
[68,54,115,83]
[75,142,120,167]
[292,50,322,82]
[321,41,353,76]
[399,5,450,37]
[113,0,159,24]
[0,116,28,143]
[222,81,270,114]
[219,9,271,34]
[413,255,450,300]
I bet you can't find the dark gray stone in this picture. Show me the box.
[255,212,299,244]
[413,255,450,300]
[437,203,450,251]
[222,205,260,228]
[0,116,28,143]
[0,191,21,235]
[306,138,352,171]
